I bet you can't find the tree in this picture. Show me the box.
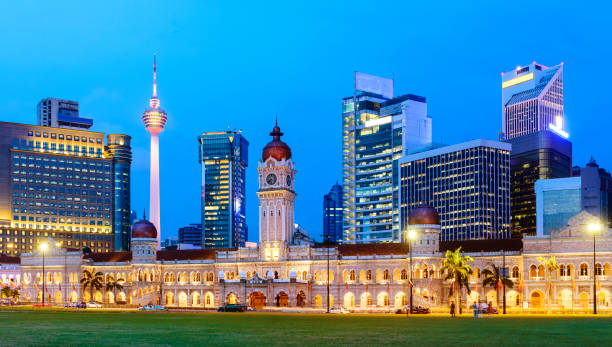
[482,264,513,309]
[105,274,124,304]
[440,247,474,313]
[537,256,559,313]
[1,286,11,299]
[80,269,104,303]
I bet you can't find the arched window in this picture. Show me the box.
[401,269,408,280]
[559,265,566,277]
[303,271,307,280]
[314,271,319,281]
[383,269,389,281]
[529,265,537,278]
[595,263,602,276]
[195,272,201,282]
[580,263,588,276]
[537,265,545,278]
[274,271,279,279]
[567,264,573,277]
[349,270,355,281]
[343,270,348,283]
[366,270,372,281]
[512,266,519,279]
[422,265,429,279]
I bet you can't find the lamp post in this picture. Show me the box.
[588,222,601,315]
[39,242,48,306]
[408,229,417,316]
[326,234,330,314]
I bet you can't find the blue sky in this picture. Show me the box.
[0,1,610,243]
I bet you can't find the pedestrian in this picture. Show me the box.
[481,301,487,318]
[473,301,478,318]
[450,302,455,318]
[487,301,493,318]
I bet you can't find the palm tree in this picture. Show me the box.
[80,269,104,303]
[482,264,513,309]
[537,256,559,313]
[105,274,124,304]
[440,247,474,313]
[1,286,11,299]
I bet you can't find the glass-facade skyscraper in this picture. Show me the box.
[342,72,432,244]
[198,131,248,249]
[399,139,512,241]
[105,134,132,251]
[323,182,343,243]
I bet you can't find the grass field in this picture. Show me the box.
[1,309,611,346]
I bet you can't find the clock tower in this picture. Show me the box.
[257,121,296,260]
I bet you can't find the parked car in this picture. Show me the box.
[140,304,166,311]
[396,306,431,314]
[328,307,349,314]
[218,304,248,312]
[1,298,15,306]
[86,302,103,309]
[33,303,52,307]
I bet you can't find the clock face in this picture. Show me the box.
[286,175,292,186]
[266,173,277,185]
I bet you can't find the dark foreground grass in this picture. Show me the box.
[0,310,611,346]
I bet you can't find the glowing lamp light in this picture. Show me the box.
[408,229,417,240]
[588,222,602,234]
[39,242,48,252]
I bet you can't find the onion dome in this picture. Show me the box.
[132,219,158,239]
[408,205,440,225]
[262,120,292,161]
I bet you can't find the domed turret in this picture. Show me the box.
[132,211,158,239]
[408,205,440,225]
[262,121,291,161]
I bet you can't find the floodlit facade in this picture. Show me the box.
[141,56,167,248]
[399,139,512,241]
[501,62,565,140]
[198,131,248,249]
[0,121,132,254]
[342,72,432,244]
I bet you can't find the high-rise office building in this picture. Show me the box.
[141,55,167,248]
[501,62,565,140]
[37,98,93,130]
[105,134,132,251]
[0,120,131,255]
[342,72,432,244]
[399,139,511,241]
[323,182,343,243]
[502,62,571,236]
[197,131,248,249]
[178,223,202,247]
[506,130,572,236]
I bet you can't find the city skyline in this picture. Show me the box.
[0,2,611,243]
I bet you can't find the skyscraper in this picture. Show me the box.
[105,134,132,251]
[37,98,93,130]
[399,139,511,241]
[141,55,167,248]
[0,120,131,255]
[501,62,565,140]
[342,72,432,244]
[502,61,571,236]
[197,131,248,249]
[506,131,572,236]
[323,182,343,243]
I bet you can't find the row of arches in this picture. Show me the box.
[339,267,439,284]
[528,263,611,279]
[164,291,215,308]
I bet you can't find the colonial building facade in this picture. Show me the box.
[17,124,612,312]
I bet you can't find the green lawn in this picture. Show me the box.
[1,310,611,346]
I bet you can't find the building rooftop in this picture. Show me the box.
[84,251,132,263]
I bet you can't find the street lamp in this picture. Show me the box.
[407,229,417,316]
[39,242,48,306]
[588,222,602,315]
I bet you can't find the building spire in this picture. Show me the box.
[152,54,157,98]
[143,208,147,221]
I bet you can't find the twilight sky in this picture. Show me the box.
[0,1,610,243]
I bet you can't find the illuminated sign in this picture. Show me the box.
[364,116,391,127]
[549,121,569,139]
[502,72,534,88]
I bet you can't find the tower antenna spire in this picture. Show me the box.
[152,54,157,98]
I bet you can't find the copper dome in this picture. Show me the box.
[262,121,291,161]
[408,206,440,225]
[132,219,157,239]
